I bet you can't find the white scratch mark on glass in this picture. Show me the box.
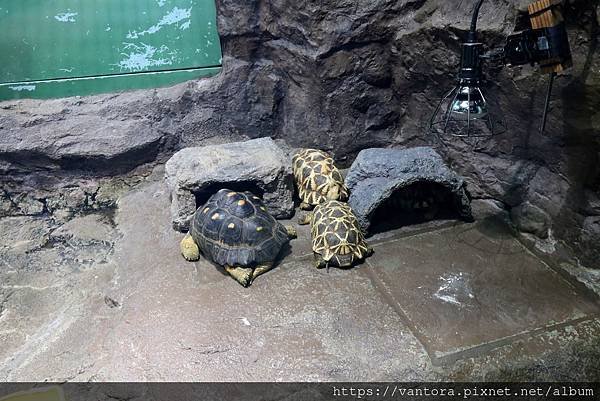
[126,7,192,39]
[54,12,78,23]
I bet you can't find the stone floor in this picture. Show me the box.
[1,167,600,381]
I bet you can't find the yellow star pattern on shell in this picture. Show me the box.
[292,149,349,207]
[310,200,370,267]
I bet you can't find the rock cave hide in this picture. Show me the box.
[345,147,473,234]
[165,137,294,232]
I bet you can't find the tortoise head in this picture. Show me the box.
[334,252,356,268]
[326,182,348,201]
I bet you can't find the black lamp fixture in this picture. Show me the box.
[429,0,573,140]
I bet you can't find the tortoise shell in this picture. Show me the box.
[292,149,349,206]
[190,189,290,267]
[311,200,370,267]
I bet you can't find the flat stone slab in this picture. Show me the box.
[2,175,600,381]
[365,216,600,365]
[165,138,294,231]
[0,115,162,173]
[345,147,472,233]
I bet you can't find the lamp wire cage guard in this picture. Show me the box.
[428,82,507,139]
[427,0,571,141]
[428,0,507,140]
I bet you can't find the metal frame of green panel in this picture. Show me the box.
[0,0,222,100]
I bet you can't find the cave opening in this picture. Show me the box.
[368,181,463,235]
[193,181,266,209]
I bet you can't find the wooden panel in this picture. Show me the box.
[527,0,570,74]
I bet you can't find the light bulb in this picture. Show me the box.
[428,83,505,138]
[449,85,488,120]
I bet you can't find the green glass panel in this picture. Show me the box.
[0,0,222,99]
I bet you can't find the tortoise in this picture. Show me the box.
[299,200,372,268]
[292,148,349,210]
[180,188,297,287]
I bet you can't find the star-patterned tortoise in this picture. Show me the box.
[292,148,349,210]
[299,200,372,268]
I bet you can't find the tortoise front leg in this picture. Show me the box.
[180,233,200,261]
[284,225,297,239]
[225,265,254,287]
[313,253,327,269]
[297,212,313,226]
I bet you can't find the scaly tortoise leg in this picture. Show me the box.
[180,233,200,261]
[313,253,327,269]
[251,262,274,281]
[225,265,254,287]
[299,202,312,210]
[297,212,313,226]
[284,225,297,239]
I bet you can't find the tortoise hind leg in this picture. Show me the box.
[252,262,274,281]
[299,202,312,210]
[225,265,254,287]
[180,233,200,261]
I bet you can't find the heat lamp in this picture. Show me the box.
[429,0,573,140]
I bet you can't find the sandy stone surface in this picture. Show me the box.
[1,172,599,381]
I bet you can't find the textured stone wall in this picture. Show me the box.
[0,0,598,265]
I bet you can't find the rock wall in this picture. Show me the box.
[0,0,598,265]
